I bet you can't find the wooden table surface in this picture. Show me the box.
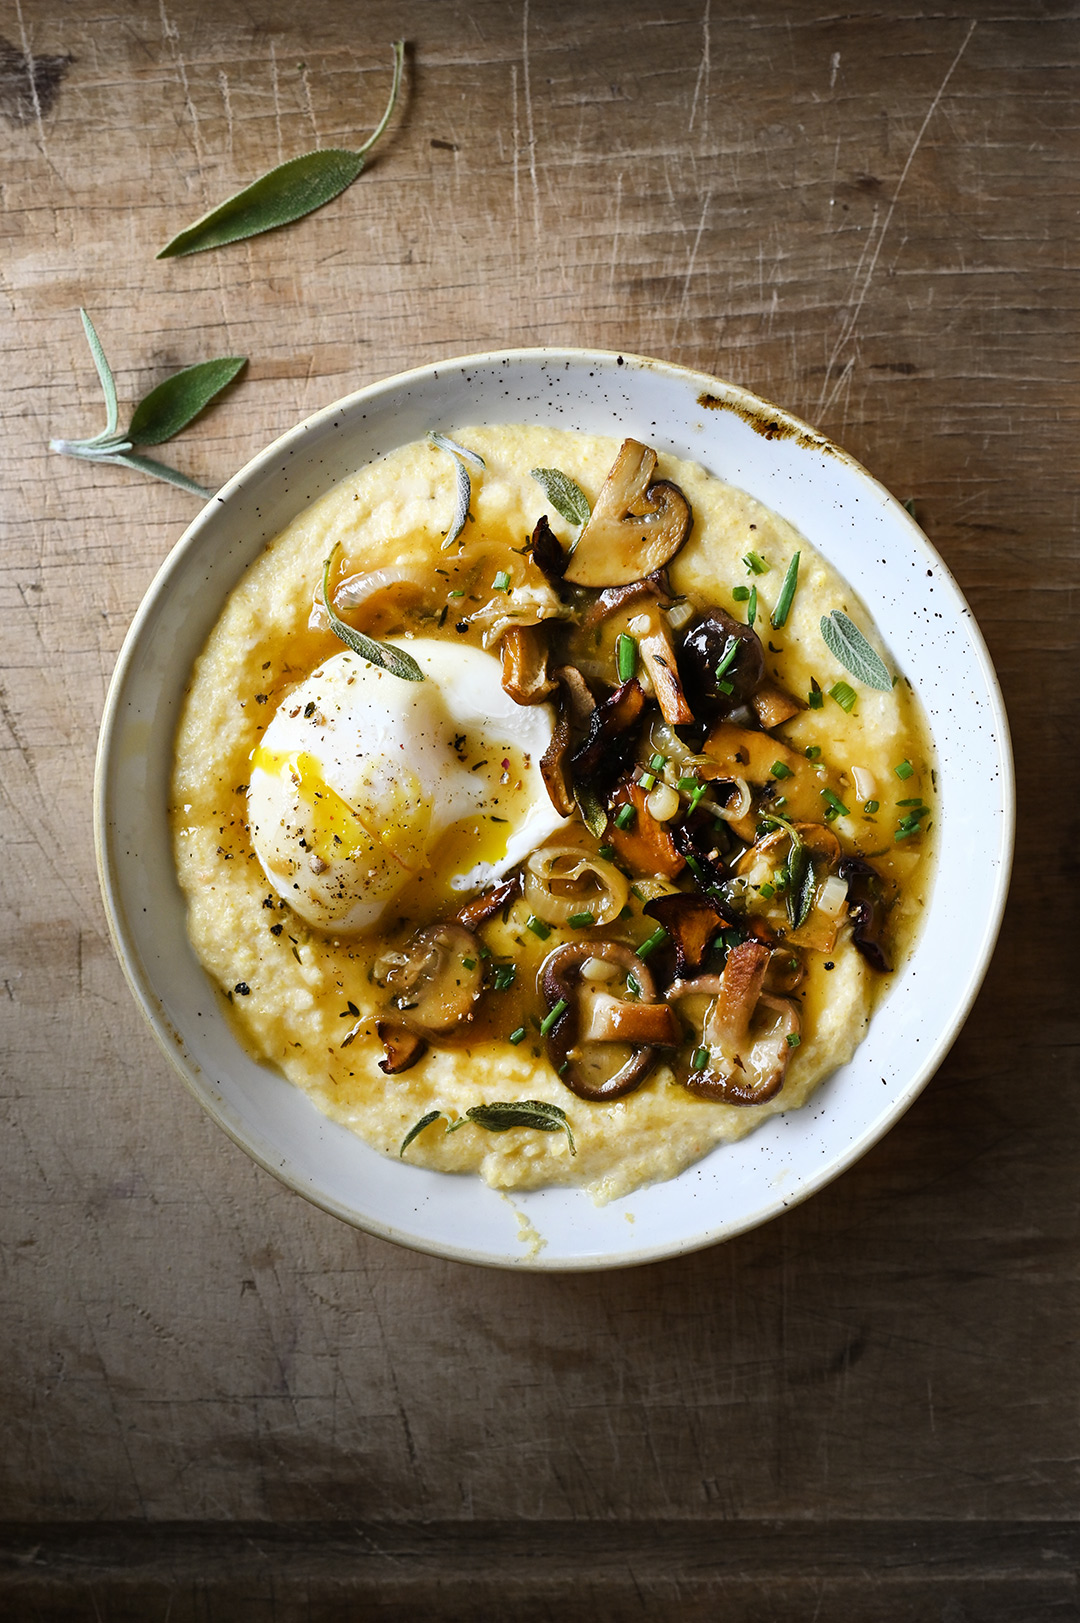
[2,1,1076,1617]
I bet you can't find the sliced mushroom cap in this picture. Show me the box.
[563,440,693,587]
[703,722,842,827]
[538,940,675,1100]
[376,1019,428,1075]
[642,893,725,977]
[385,923,484,1035]
[499,624,557,705]
[528,512,570,591]
[607,779,685,881]
[837,856,893,972]
[751,682,803,730]
[666,940,800,1106]
[580,569,676,630]
[540,696,576,817]
[569,678,647,797]
[454,871,523,930]
[552,663,597,726]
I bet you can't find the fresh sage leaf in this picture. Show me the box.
[449,1100,576,1156]
[786,840,815,932]
[158,41,404,258]
[429,431,485,470]
[49,309,243,499]
[399,1110,446,1157]
[321,548,425,681]
[819,610,892,692]
[128,356,246,445]
[530,467,591,529]
[79,308,119,443]
[428,433,483,549]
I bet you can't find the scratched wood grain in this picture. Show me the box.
[1,0,1077,1615]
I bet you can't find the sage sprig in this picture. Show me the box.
[400,1099,576,1157]
[49,309,245,498]
[530,467,591,530]
[321,547,424,681]
[819,610,892,692]
[429,432,484,550]
[759,814,815,932]
[158,41,405,258]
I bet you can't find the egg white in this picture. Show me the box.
[248,641,567,932]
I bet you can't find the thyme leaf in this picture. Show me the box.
[530,466,591,529]
[321,547,424,681]
[48,309,246,499]
[819,610,892,692]
[158,42,405,257]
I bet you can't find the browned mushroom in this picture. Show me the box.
[538,940,679,1100]
[540,699,576,817]
[751,682,803,730]
[666,940,801,1106]
[562,440,693,587]
[633,608,694,726]
[528,512,570,591]
[376,1019,428,1075]
[607,779,685,880]
[678,611,765,719]
[580,569,676,630]
[569,678,646,796]
[838,856,893,972]
[454,871,523,930]
[384,923,484,1036]
[703,722,843,826]
[551,663,597,726]
[499,624,556,705]
[642,893,725,977]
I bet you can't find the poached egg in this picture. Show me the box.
[248,640,566,932]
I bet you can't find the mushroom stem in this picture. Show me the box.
[538,940,668,1100]
[666,941,800,1106]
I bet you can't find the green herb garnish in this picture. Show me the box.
[49,310,246,498]
[715,638,740,680]
[493,963,516,991]
[830,680,857,713]
[321,547,424,680]
[691,1046,708,1071]
[400,1099,576,1157]
[492,570,511,592]
[530,466,591,529]
[820,609,892,691]
[526,915,550,940]
[786,1033,801,1049]
[731,585,750,602]
[894,759,915,779]
[820,788,849,818]
[743,550,769,575]
[770,551,800,628]
[616,633,637,683]
[540,1000,569,1035]
[636,926,669,960]
[807,687,824,710]
[158,42,404,256]
[430,433,485,550]
[771,761,793,780]
[568,911,595,929]
[864,799,880,814]
[509,1026,526,1045]
[614,803,636,831]
[746,586,758,625]
[804,745,822,761]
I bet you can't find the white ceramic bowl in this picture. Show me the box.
[95,350,1013,1270]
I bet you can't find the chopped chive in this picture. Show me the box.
[648,752,666,773]
[626,974,641,998]
[746,586,758,625]
[773,795,787,808]
[894,759,914,779]
[731,585,750,602]
[864,799,879,814]
[771,761,793,780]
[493,962,516,991]
[716,678,734,695]
[743,550,769,575]
[688,783,708,812]
[677,777,700,793]
[805,745,821,761]
[598,844,616,861]
[786,1033,801,1049]
[526,914,550,940]
[715,638,740,679]
[808,688,824,710]
[568,911,595,929]
[691,1046,708,1071]
[759,882,776,899]
[462,957,476,970]
[616,633,637,683]
[618,904,634,919]
[540,999,569,1036]
[771,550,800,628]
[636,926,669,960]
[897,797,924,807]
[898,805,930,824]
[614,803,636,830]
[492,570,511,592]
[509,1026,526,1045]
[895,822,923,841]
[830,680,857,712]
[630,885,646,900]
[639,771,657,792]
[820,788,849,817]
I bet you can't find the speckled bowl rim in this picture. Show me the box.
[94,348,1014,1270]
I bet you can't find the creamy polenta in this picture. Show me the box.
[172,425,933,1203]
